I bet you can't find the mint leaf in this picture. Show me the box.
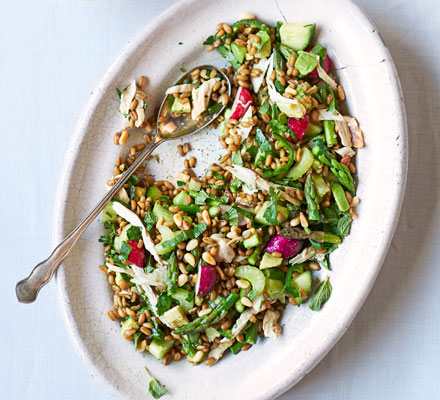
[157,292,173,316]
[133,331,141,350]
[255,128,273,154]
[151,319,165,340]
[145,367,168,399]
[221,206,239,226]
[263,187,278,225]
[336,213,352,238]
[126,226,142,241]
[143,210,157,231]
[119,241,132,261]
[309,277,332,311]
[231,151,243,166]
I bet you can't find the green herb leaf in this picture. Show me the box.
[119,241,132,261]
[143,210,157,231]
[157,292,173,316]
[231,151,243,166]
[255,128,273,155]
[230,177,242,193]
[177,180,186,187]
[263,187,278,225]
[336,213,352,238]
[309,277,332,311]
[133,331,141,350]
[126,226,142,241]
[144,254,155,273]
[116,87,123,99]
[203,35,216,45]
[151,319,165,340]
[221,206,239,226]
[145,367,168,399]
[160,223,207,249]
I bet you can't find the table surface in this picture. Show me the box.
[2,0,439,399]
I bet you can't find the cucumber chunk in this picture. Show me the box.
[153,203,174,223]
[280,23,316,51]
[114,224,131,251]
[148,339,174,360]
[101,202,117,223]
[154,225,179,255]
[147,185,162,201]
[171,97,191,114]
[171,288,194,313]
[255,201,289,225]
[292,270,312,305]
[287,147,315,180]
[243,228,262,249]
[173,191,188,206]
[259,252,283,269]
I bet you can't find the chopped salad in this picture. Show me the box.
[100,14,364,382]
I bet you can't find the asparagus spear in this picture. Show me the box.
[311,143,355,192]
[166,252,178,296]
[174,292,239,334]
[279,226,341,244]
[323,120,338,147]
[305,174,320,221]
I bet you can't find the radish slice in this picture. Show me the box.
[265,234,302,258]
[195,264,217,296]
[307,49,331,78]
[126,240,145,268]
[288,114,309,141]
[229,87,253,120]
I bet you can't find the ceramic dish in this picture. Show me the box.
[53,0,407,398]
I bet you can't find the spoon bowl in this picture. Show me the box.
[15,64,231,303]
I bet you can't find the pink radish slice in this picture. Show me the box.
[288,114,309,142]
[126,240,145,268]
[195,264,217,296]
[264,235,302,258]
[307,50,331,78]
[218,205,250,226]
[229,87,253,120]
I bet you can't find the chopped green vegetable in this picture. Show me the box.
[145,367,168,399]
[309,277,332,311]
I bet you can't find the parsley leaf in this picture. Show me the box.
[230,178,242,193]
[126,226,142,241]
[144,254,155,273]
[119,241,132,261]
[263,187,278,225]
[157,292,173,316]
[309,277,332,311]
[221,206,239,226]
[116,87,122,99]
[255,128,273,154]
[145,367,168,399]
[143,210,157,231]
[160,223,207,249]
[151,319,165,340]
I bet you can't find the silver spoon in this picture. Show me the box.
[16,65,231,303]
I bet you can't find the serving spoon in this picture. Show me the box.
[16,65,231,303]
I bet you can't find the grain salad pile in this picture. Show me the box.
[99,14,364,375]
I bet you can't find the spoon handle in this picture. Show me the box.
[16,136,163,303]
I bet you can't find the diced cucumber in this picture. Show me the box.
[305,121,323,137]
[259,252,283,269]
[295,51,318,75]
[331,182,350,212]
[243,228,262,249]
[134,186,146,200]
[114,224,131,251]
[195,296,203,306]
[162,305,189,328]
[235,265,266,296]
[205,327,221,341]
[120,317,139,336]
[171,289,194,313]
[255,201,289,225]
[291,270,312,305]
[254,31,271,58]
[248,246,262,265]
[280,23,316,51]
[147,185,162,201]
[188,179,201,192]
[231,42,246,64]
[276,100,307,119]
[171,97,191,114]
[148,339,175,360]
[101,202,117,223]
[312,173,330,198]
[287,147,315,180]
[265,279,284,298]
[173,191,188,206]
[154,225,179,255]
[153,203,174,223]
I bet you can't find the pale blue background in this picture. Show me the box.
[2,0,439,399]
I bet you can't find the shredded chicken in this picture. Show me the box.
[112,202,164,265]
[210,234,235,263]
[335,146,356,157]
[344,116,364,148]
[263,310,281,340]
[119,80,137,115]
[236,106,254,143]
[335,119,352,147]
[251,57,270,93]
[165,83,194,94]
[191,78,217,120]
[316,56,337,91]
[289,246,317,264]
